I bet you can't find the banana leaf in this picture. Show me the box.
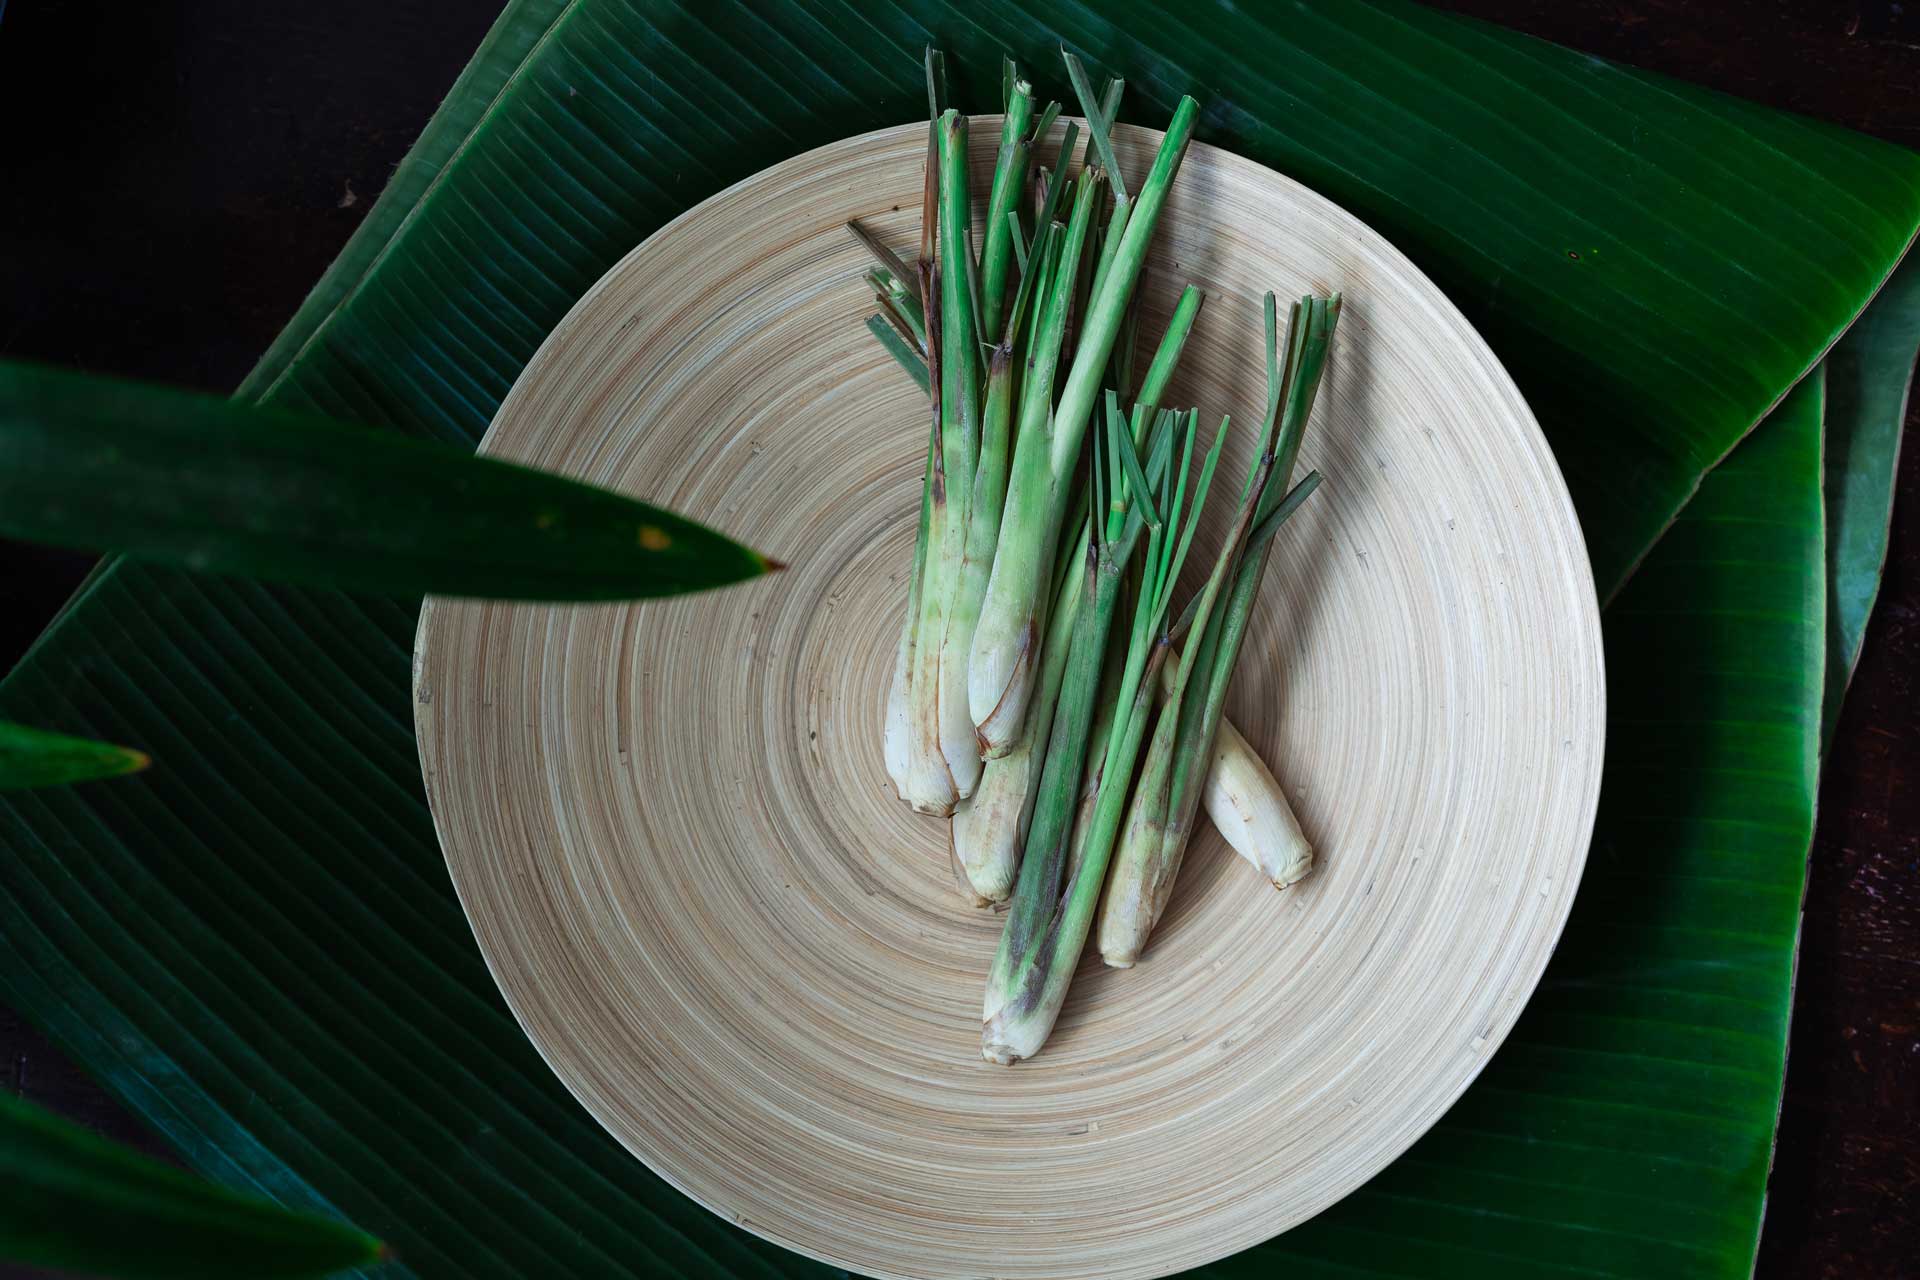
[1,1088,382,1279]
[0,359,774,602]
[1219,371,1828,1278]
[3,3,1916,1278]
[0,718,147,790]
[1821,254,1920,749]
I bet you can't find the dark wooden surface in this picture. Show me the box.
[1,2,1915,1277]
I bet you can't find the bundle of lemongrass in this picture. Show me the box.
[859,48,1338,1064]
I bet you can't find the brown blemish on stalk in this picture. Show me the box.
[637,525,672,551]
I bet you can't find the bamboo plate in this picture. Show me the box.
[414,118,1605,1280]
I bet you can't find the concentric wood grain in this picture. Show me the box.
[413,120,1605,1280]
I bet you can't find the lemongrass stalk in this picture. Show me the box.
[969,168,1102,753]
[918,110,988,804]
[1205,716,1312,888]
[1064,599,1127,884]
[1162,299,1337,885]
[950,524,1085,904]
[1098,413,1237,968]
[885,412,940,800]
[979,79,1036,343]
[1126,650,1313,885]
[903,261,960,812]
[985,403,1208,1063]
[1102,295,1338,959]
[983,404,1170,1021]
[894,52,951,812]
[1022,291,1204,808]
[969,93,1199,748]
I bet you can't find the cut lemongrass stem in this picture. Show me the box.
[1065,49,1128,202]
[979,77,1037,344]
[1178,294,1339,828]
[1034,122,1082,247]
[968,92,1198,757]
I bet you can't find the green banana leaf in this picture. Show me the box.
[0,718,148,790]
[3,3,1916,1279]
[1223,371,1828,1278]
[1,1089,382,1278]
[0,360,774,602]
[1820,254,1920,749]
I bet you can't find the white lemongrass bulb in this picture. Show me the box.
[1207,719,1313,888]
[949,746,1028,907]
[937,641,983,799]
[882,612,914,802]
[967,610,1036,756]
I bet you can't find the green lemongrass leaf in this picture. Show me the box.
[1129,285,1205,443]
[980,81,1038,338]
[1026,221,1064,345]
[1097,77,1124,132]
[867,272,927,350]
[0,1090,383,1279]
[1085,197,1135,329]
[1006,209,1028,275]
[1262,291,1282,424]
[1161,405,1202,563]
[1165,576,1208,648]
[0,361,776,601]
[1001,54,1016,110]
[1031,99,1061,147]
[1162,414,1232,615]
[1090,398,1110,552]
[1062,49,1126,201]
[872,287,925,356]
[1243,469,1324,558]
[1108,392,1160,531]
[865,315,930,393]
[1004,219,1055,351]
[0,720,149,792]
[1035,121,1080,231]
[1149,409,1195,607]
[1144,407,1180,485]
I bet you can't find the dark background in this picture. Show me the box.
[1,1,1914,1276]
